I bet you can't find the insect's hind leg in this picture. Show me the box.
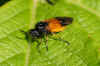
[49,37,70,45]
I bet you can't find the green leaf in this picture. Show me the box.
[0,0,100,66]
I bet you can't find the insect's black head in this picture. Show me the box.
[55,17,73,26]
[19,29,41,42]
[29,29,41,38]
[35,22,48,32]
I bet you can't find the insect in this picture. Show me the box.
[0,0,10,6]
[46,0,54,5]
[21,17,73,51]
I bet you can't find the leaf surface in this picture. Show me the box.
[0,0,99,66]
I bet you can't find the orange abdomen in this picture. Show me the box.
[45,19,66,32]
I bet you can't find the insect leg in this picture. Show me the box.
[50,37,70,45]
[44,35,49,51]
[36,39,42,53]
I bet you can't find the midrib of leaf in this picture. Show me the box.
[67,0,100,18]
[24,0,38,66]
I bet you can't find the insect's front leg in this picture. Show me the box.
[36,38,43,53]
[44,35,49,51]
